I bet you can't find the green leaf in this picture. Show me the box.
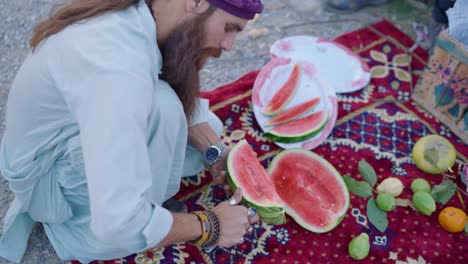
[424,148,439,167]
[343,176,373,198]
[358,160,377,187]
[465,222,468,236]
[367,198,388,233]
[430,180,457,204]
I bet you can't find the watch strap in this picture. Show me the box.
[214,142,226,154]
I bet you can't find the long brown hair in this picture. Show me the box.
[30,0,141,50]
[159,5,219,121]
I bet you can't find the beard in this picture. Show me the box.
[159,7,221,122]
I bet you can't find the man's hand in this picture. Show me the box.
[208,145,232,193]
[187,122,232,194]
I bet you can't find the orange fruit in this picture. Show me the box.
[438,206,467,233]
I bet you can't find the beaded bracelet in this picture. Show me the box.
[205,210,221,247]
[191,211,211,247]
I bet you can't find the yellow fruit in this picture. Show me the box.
[438,206,467,233]
[412,134,456,174]
[376,177,404,197]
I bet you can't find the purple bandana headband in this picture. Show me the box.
[206,0,264,20]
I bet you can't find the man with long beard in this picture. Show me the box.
[0,0,263,263]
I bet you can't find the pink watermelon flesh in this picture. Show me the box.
[229,141,282,205]
[262,63,301,116]
[271,109,327,135]
[269,150,349,232]
[227,140,349,232]
[266,97,320,126]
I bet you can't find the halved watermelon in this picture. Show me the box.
[265,97,320,127]
[226,140,286,224]
[227,140,349,233]
[262,63,301,116]
[268,149,350,233]
[264,109,328,143]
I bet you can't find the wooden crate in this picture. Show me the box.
[412,29,468,143]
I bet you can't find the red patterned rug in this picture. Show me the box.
[73,19,468,264]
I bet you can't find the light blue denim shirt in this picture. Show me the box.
[0,1,213,262]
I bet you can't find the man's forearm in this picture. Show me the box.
[188,122,221,154]
[155,213,202,248]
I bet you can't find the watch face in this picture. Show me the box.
[204,147,221,165]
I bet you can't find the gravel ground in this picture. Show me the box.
[0,0,433,263]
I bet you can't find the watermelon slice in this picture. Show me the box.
[262,63,301,116]
[227,140,349,233]
[268,149,350,232]
[227,140,286,224]
[265,97,320,127]
[264,109,328,143]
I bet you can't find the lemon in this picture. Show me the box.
[412,134,456,174]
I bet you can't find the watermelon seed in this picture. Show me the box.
[255,189,264,198]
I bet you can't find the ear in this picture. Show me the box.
[186,0,210,14]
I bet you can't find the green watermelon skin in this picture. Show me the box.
[264,110,328,143]
[226,140,286,224]
[226,173,286,224]
[268,149,350,233]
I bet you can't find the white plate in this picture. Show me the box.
[270,35,371,93]
[252,57,338,150]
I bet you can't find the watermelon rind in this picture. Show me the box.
[226,172,286,224]
[226,140,286,225]
[268,149,350,233]
[264,110,328,143]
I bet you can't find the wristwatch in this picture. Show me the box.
[203,142,226,166]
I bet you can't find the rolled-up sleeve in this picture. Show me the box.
[190,98,211,126]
